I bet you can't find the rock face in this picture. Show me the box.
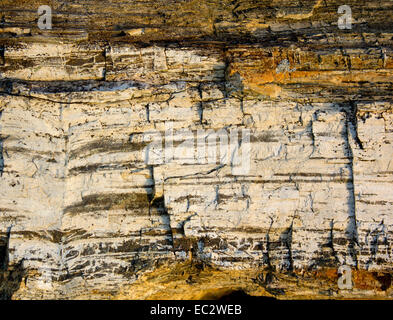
[0,0,392,299]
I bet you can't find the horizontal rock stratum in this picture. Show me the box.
[0,0,392,299]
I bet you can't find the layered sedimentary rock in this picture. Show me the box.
[0,0,392,299]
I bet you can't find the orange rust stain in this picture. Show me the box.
[248,83,283,98]
[352,270,379,290]
[228,47,393,97]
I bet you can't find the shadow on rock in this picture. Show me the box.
[0,227,26,300]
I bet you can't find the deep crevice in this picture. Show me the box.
[0,226,25,300]
[326,219,340,266]
[279,222,294,272]
[343,103,360,268]
[146,165,174,252]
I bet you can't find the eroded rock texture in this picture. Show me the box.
[0,0,392,299]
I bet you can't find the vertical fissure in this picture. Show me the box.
[344,102,360,268]
[146,165,174,251]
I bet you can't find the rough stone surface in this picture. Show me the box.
[0,0,392,299]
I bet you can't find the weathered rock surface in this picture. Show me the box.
[0,0,392,299]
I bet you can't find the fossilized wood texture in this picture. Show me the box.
[0,0,392,299]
